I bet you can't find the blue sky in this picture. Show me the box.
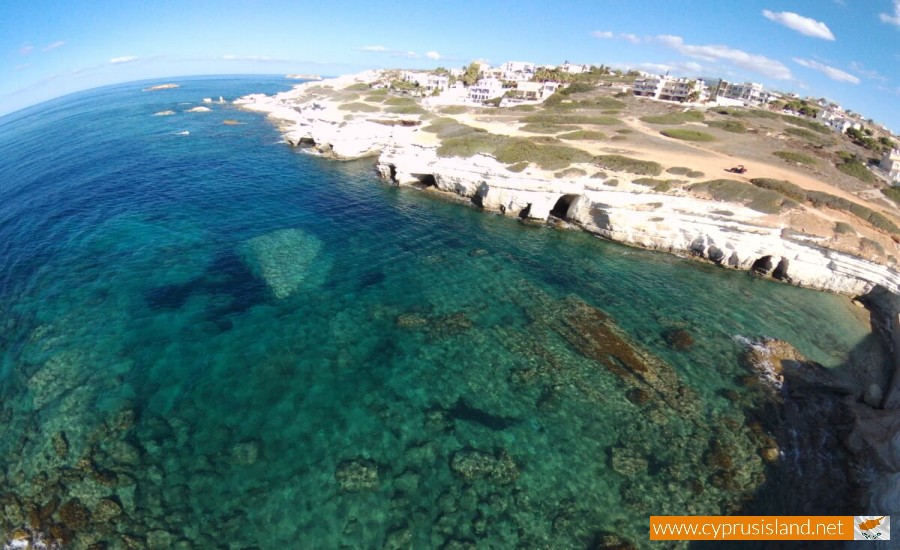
[2,0,899,130]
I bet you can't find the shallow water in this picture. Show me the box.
[0,76,873,549]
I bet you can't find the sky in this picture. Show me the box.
[2,0,899,131]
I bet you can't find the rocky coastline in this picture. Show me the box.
[237,72,900,526]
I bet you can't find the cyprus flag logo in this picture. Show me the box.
[854,516,890,541]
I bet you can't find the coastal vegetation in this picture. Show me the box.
[836,155,876,183]
[437,132,593,170]
[594,155,662,176]
[337,102,380,112]
[660,129,716,142]
[520,123,579,134]
[688,179,799,214]
[781,115,830,134]
[772,151,817,165]
[883,187,900,206]
[558,130,607,140]
[640,110,704,125]
[706,120,747,133]
[522,113,621,125]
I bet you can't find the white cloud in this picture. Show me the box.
[399,50,421,59]
[19,45,33,55]
[425,50,441,60]
[849,61,887,81]
[221,55,283,62]
[655,34,792,80]
[357,45,389,52]
[793,58,860,83]
[14,63,31,71]
[109,56,139,64]
[880,0,900,26]
[43,40,66,52]
[592,31,614,39]
[762,10,835,40]
[620,33,641,44]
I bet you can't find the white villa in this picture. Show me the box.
[633,75,709,102]
[515,81,561,101]
[500,61,536,81]
[401,71,450,93]
[716,81,771,105]
[881,149,900,184]
[559,63,589,74]
[467,78,504,103]
[816,109,863,134]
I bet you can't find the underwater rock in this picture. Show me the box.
[51,432,69,460]
[588,531,638,550]
[662,328,694,350]
[146,529,173,549]
[447,398,519,430]
[239,228,325,299]
[610,447,648,477]
[335,458,380,492]
[449,448,520,484]
[428,312,473,338]
[396,313,428,329]
[760,447,780,463]
[92,497,123,523]
[58,499,91,530]
[106,440,141,466]
[230,440,260,465]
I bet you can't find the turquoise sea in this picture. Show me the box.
[0,76,878,549]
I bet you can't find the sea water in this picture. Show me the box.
[0,76,875,549]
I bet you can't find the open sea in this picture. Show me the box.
[0,76,878,549]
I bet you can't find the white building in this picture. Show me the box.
[816,110,862,134]
[560,63,588,74]
[401,71,449,93]
[500,61,536,81]
[515,81,561,100]
[633,75,708,102]
[717,81,767,105]
[881,149,900,183]
[467,78,504,103]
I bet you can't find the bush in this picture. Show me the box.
[438,132,592,170]
[558,130,607,140]
[782,115,830,134]
[633,177,667,186]
[688,179,798,214]
[610,135,628,141]
[345,83,371,91]
[616,128,633,134]
[640,110,705,125]
[440,105,468,115]
[594,155,662,176]
[750,178,807,202]
[834,222,855,235]
[706,120,747,133]
[837,159,875,183]
[510,104,537,112]
[520,123,579,134]
[423,119,485,138]
[337,102,380,112]
[883,187,900,205]
[555,167,587,178]
[654,181,672,193]
[385,96,416,106]
[805,190,898,234]
[687,171,705,178]
[576,97,626,110]
[385,104,427,115]
[507,162,529,172]
[666,166,692,175]
[773,151,817,165]
[660,129,716,142]
[523,113,621,125]
[561,82,595,95]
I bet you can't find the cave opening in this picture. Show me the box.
[411,173,436,187]
[751,255,774,275]
[550,194,579,220]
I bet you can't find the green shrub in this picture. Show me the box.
[520,123,579,134]
[834,222,855,235]
[385,104,427,115]
[837,159,875,183]
[510,104,537,112]
[711,209,734,216]
[610,135,628,141]
[507,162,529,172]
[633,178,666,186]
[706,120,747,133]
[773,151,817,165]
[687,171,705,178]
[688,179,798,214]
[860,237,886,256]
[440,105,468,114]
[345,83,371,91]
[640,110,705,125]
[438,132,592,170]
[558,130,607,140]
[561,82,595,95]
[805,190,898,233]
[423,119,485,138]
[666,166,692,175]
[603,178,619,186]
[750,178,807,202]
[783,126,832,145]
[616,128,633,134]
[577,97,626,109]
[882,187,900,205]
[384,96,416,105]
[555,167,587,178]
[654,181,672,193]
[523,113,620,125]
[660,129,716,142]
[594,155,662,176]
[782,115,830,134]
[337,102,380,112]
